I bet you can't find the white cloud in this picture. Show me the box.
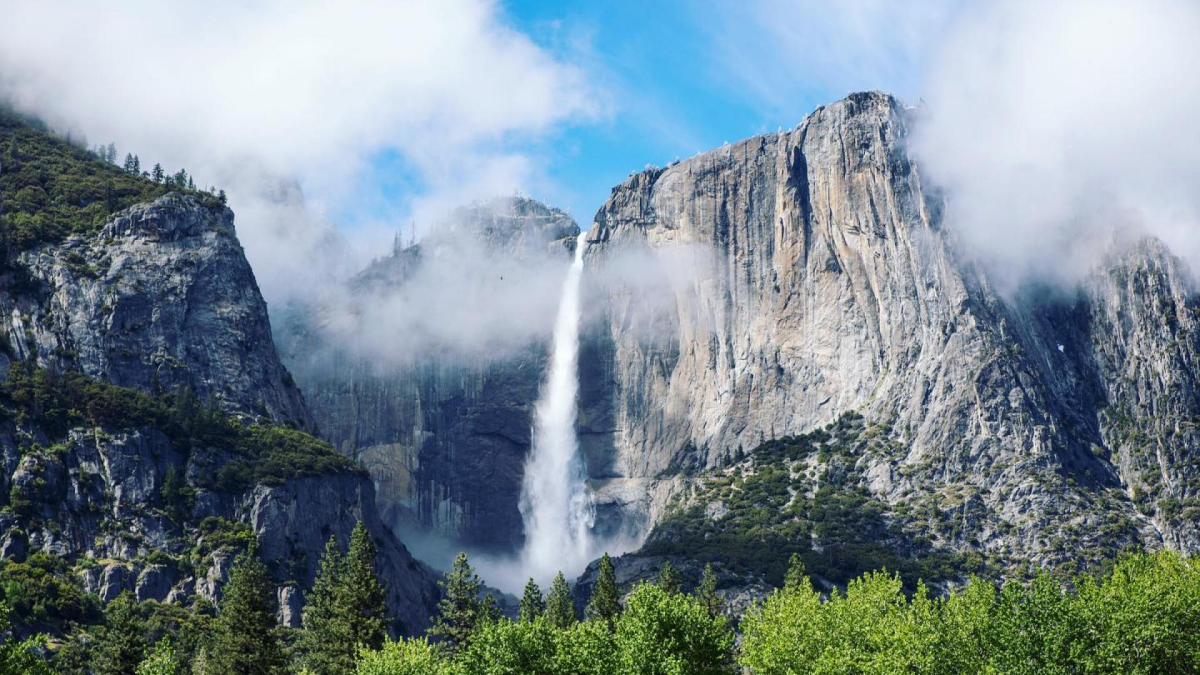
[913,0,1200,289]
[0,0,597,301]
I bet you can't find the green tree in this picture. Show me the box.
[783,552,806,592]
[655,560,681,595]
[545,571,576,629]
[356,638,447,675]
[151,163,164,183]
[429,553,489,653]
[94,592,148,675]
[341,523,389,649]
[208,540,287,675]
[586,553,621,630]
[123,153,137,173]
[616,583,734,675]
[455,618,559,675]
[0,601,52,675]
[135,638,178,675]
[519,578,545,623]
[300,535,345,674]
[697,563,723,620]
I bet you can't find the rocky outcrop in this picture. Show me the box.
[0,193,310,429]
[279,197,579,551]
[0,423,440,634]
[578,91,1196,571]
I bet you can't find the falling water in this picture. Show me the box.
[519,230,594,583]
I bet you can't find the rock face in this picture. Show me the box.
[578,91,1199,569]
[0,422,439,634]
[280,92,1200,578]
[280,197,579,551]
[1,193,310,429]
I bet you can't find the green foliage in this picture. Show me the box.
[641,414,969,589]
[544,572,576,630]
[0,363,362,490]
[301,523,389,674]
[0,601,52,675]
[355,638,448,675]
[585,554,620,630]
[655,560,681,595]
[739,550,1200,675]
[135,638,178,675]
[0,552,100,632]
[696,564,723,620]
[615,583,735,675]
[429,553,492,654]
[0,107,218,255]
[519,579,545,624]
[93,592,149,675]
[207,540,287,675]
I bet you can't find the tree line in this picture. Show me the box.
[87,141,225,205]
[1,539,1197,673]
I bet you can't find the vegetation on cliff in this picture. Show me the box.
[0,106,222,256]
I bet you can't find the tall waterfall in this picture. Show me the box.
[519,231,594,583]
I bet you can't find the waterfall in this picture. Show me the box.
[519,230,594,583]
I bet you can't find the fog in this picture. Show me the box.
[0,0,595,305]
[912,0,1200,291]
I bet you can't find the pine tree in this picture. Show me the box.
[187,176,195,190]
[124,153,137,173]
[300,535,345,675]
[93,592,148,675]
[586,553,621,630]
[656,560,681,595]
[429,553,487,653]
[132,155,140,174]
[697,564,723,619]
[151,163,164,184]
[545,571,576,629]
[784,552,807,592]
[218,189,227,205]
[106,143,117,163]
[342,522,389,648]
[519,578,545,623]
[208,540,287,675]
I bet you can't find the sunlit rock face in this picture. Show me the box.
[280,197,580,552]
[579,91,1200,568]
[289,93,1200,574]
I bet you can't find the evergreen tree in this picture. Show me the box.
[656,560,681,595]
[0,601,52,675]
[784,553,807,592]
[341,522,388,649]
[123,153,137,173]
[187,176,195,190]
[545,571,576,629]
[299,535,344,675]
[519,578,545,623]
[586,553,621,630]
[132,155,140,174]
[93,592,148,675]
[106,143,117,163]
[151,163,164,184]
[428,553,487,653]
[697,563,723,620]
[218,189,227,205]
[208,540,286,675]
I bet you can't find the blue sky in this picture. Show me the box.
[349,0,959,229]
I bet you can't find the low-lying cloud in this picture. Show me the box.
[913,0,1200,290]
[0,0,596,304]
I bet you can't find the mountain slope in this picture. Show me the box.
[0,111,440,635]
[579,91,1195,575]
